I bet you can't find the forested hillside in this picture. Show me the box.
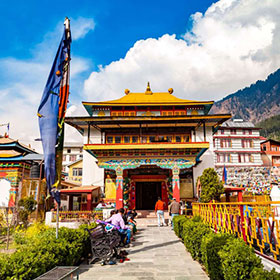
[256,115,280,141]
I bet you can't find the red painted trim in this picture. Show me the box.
[214,150,261,153]
[84,141,209,147]
[215,164,263,167]
[131,175,166,180]
[213,135,261,139]
[60,189,93,193]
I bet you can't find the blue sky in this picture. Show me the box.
[0,0,214,66]
[0,0,280,149]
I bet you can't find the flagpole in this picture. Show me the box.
[55,17,71,239]
[56,205,59,239]
[37,17,71,239]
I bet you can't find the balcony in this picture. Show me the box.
[84,141,209,160]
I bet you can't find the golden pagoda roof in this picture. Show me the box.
[83,84,214,107]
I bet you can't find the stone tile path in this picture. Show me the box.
[79,225,209,280]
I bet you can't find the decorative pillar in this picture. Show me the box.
[115,167,124,209]
[69,195,73,211]
[161,181,169,210]
[87,192,92,211]
[172,166,180,202]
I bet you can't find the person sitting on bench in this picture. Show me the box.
[106,208,131,245]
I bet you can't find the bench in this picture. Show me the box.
[86,223,121,264]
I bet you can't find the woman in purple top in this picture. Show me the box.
[106,208,131,244]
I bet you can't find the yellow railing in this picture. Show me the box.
[193,201,280,261]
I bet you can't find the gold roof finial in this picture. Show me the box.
[145,82,153,95]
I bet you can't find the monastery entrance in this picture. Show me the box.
[136,181,161,210]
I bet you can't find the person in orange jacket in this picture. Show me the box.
[155,197,166,227]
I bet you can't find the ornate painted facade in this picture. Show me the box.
[0,138,37,206]
[65,84,231,209]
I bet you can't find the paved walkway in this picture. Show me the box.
[79,225,209,280]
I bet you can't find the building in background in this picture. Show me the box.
[62,142,83,174]
[213,119,263,168]
[0,137,40,206]
[261,139,280,167]
[65,84,231,209]
[67,159,83,184]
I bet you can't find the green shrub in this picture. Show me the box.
[201,232,234,280]
[219,238,262,280]
[199,168,224,202]
[173,215,188,238]
[183,218,211,262]
[250,267,280,280]
[0,223,97,280]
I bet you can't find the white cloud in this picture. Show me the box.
[84,0,280,102]
[0,17,94,152]
[71,17,95,40]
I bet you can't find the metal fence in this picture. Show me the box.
[193,201,280,263]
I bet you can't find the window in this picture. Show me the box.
[166,136,172,142]
[217,154,231,163]
[220,129,224,135]
[242,139,253,148]
[243,129,253,135]
[132,136,139,143]
[220,139,231,148]
[67,148,71,153]
[175,136,182,143]
[63,155,66,161]
[115,136,121,144]
[141,136,147,143]
[124,136,130,143]
[70,155,76,162]
[124,111,136,116]
[183,135,190,142]
[107,136,113,144]
[111,111,123,116]
[174,111,186,116]
[162,111,173,116]
[149,136,156,143]
[238,154,252,163]
[73,168,82,176]
[230,129,237,135]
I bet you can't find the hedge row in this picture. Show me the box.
[0,223,96,280]
[173,216,280,280]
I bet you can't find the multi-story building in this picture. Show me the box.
[213,119,263,167]
[261,139,280,167]
[65,84,231,209]
[62,142,83,174]
[67,159,83,183]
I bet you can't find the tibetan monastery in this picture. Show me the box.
[65,84,231,209]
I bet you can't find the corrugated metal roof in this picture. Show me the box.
[21,154,44,161]
[64,142,83,147]
[221,120,255,128]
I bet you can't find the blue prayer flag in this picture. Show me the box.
[222,165,227,184]
[38,19,71,204]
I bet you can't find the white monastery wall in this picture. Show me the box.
[82,127,104,189]
[192,126,215,194]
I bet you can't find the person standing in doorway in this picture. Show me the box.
[155,197,166,227]
[170,198,181,229]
